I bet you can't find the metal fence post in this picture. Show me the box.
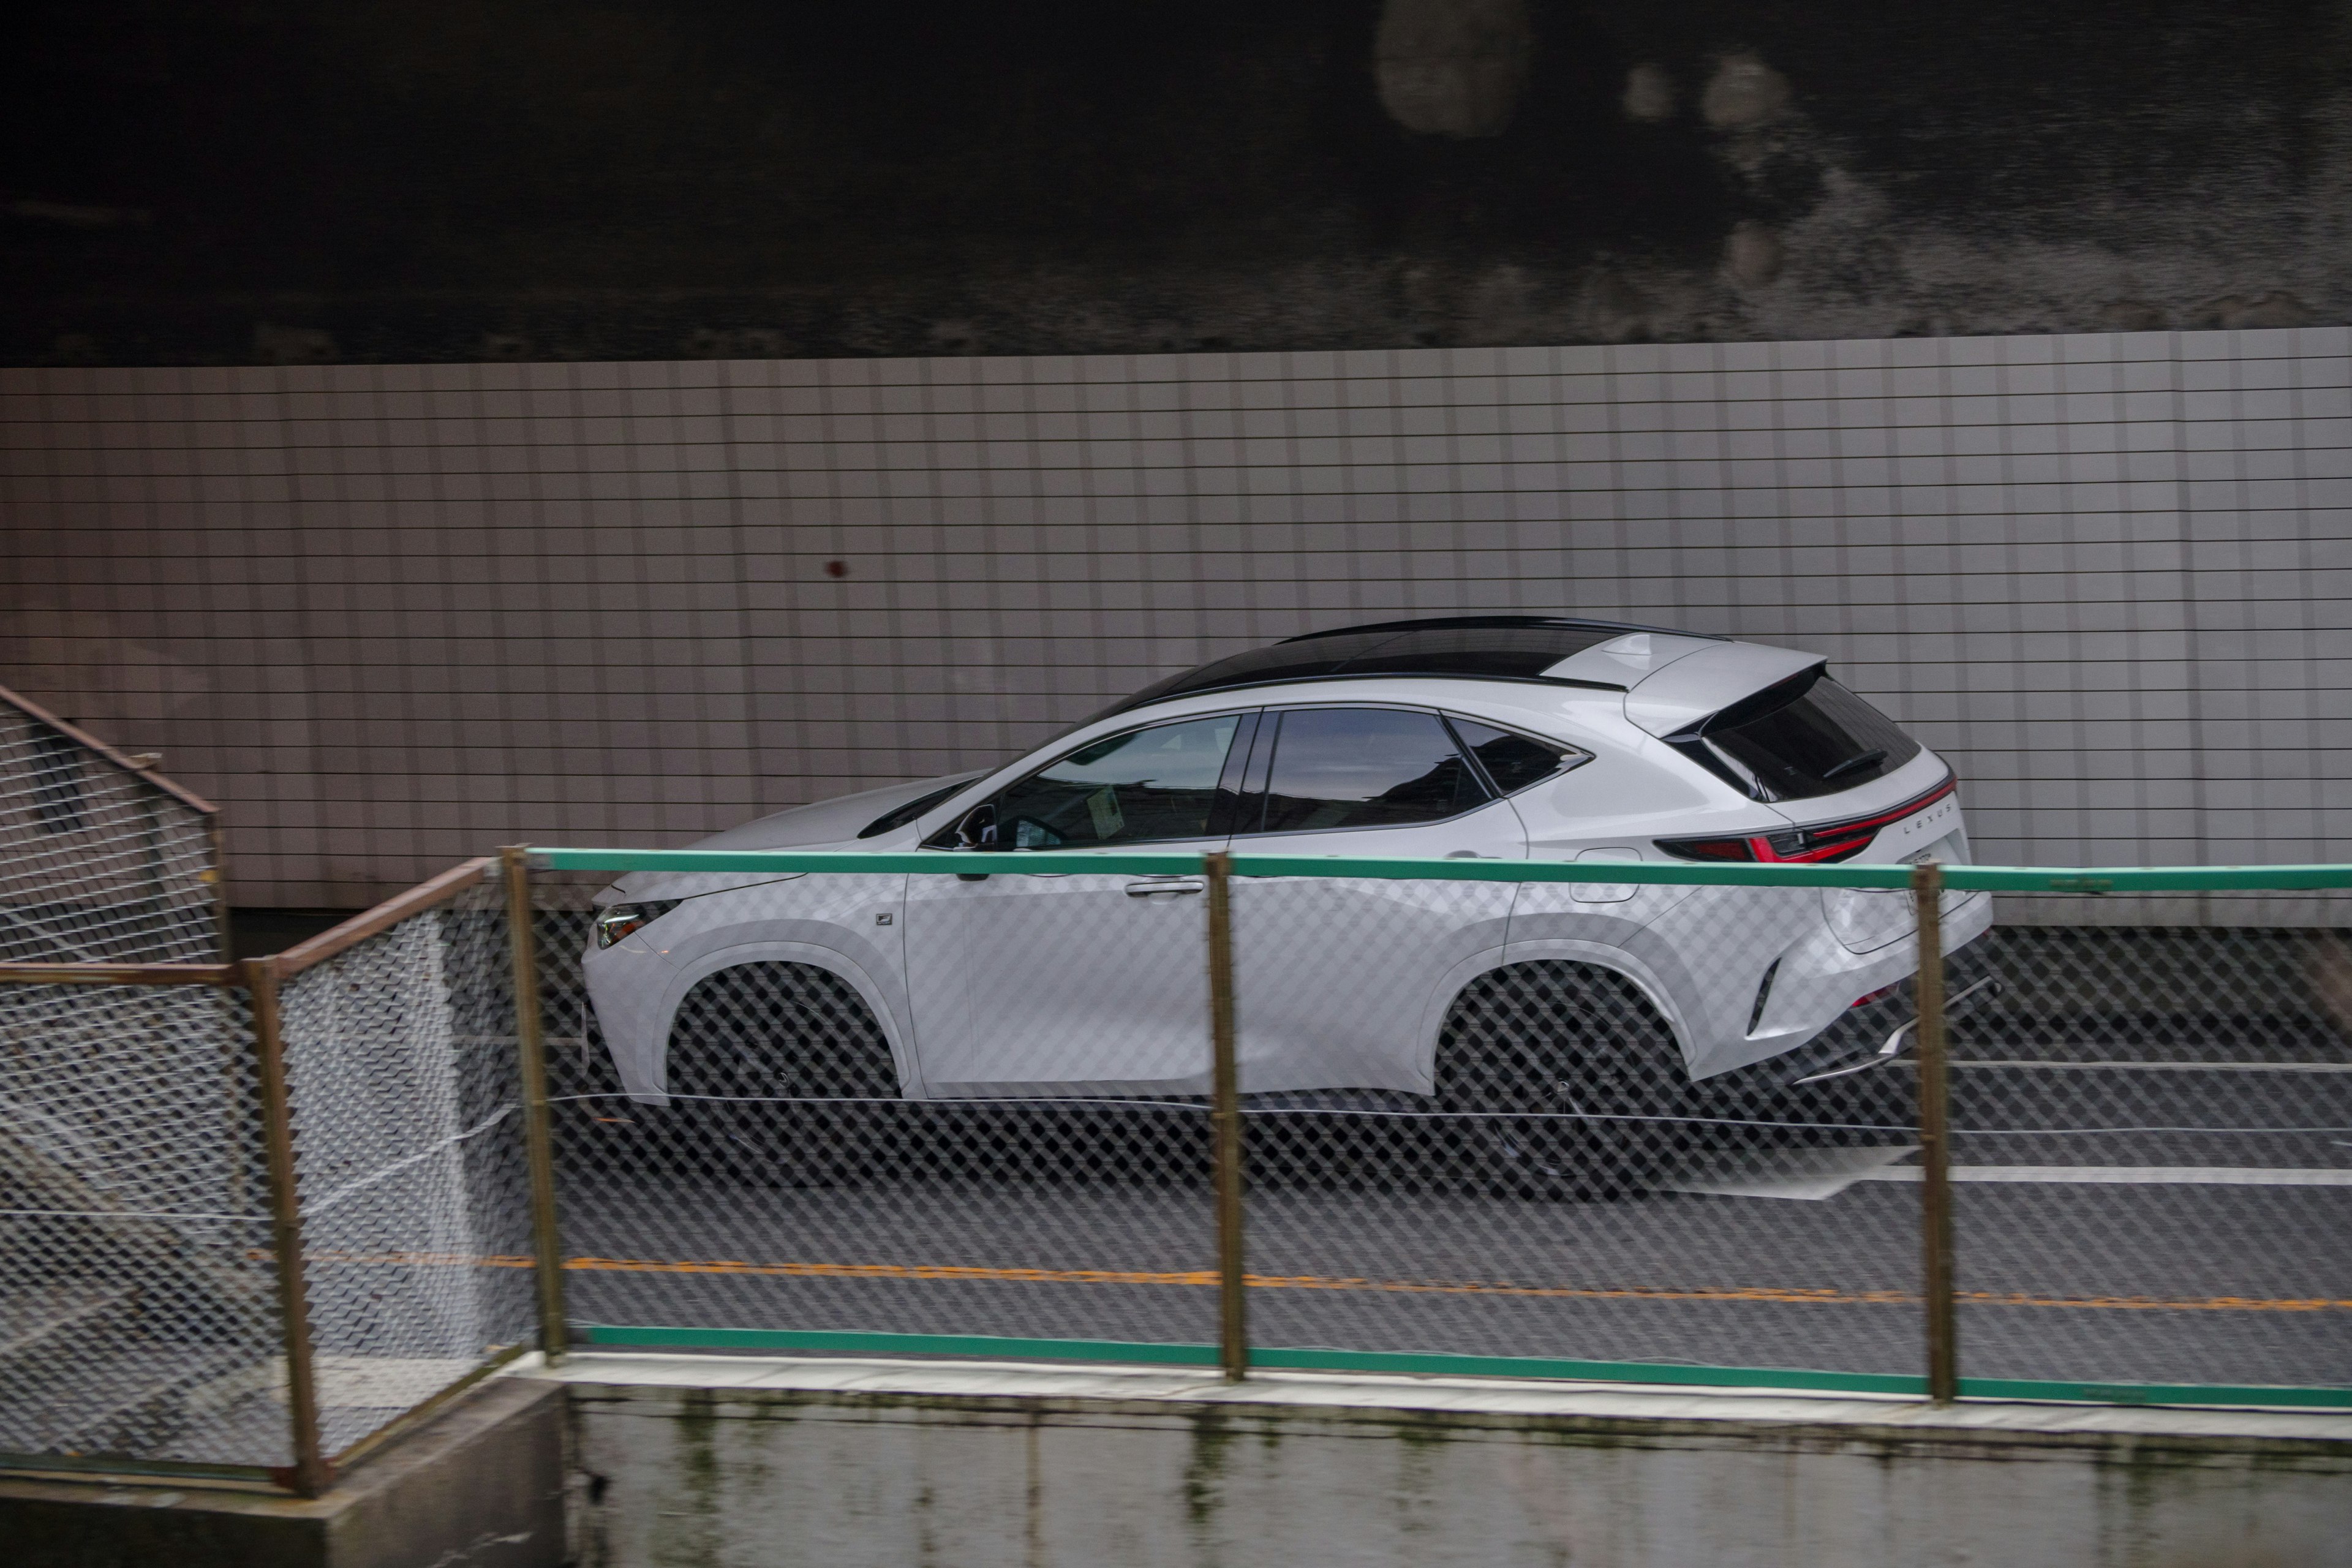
[1912,861,1958,1405]
[208,816,235,962]
[502,846,570,1365]
[1204,851,1248,1382]
[246,956,330,1496]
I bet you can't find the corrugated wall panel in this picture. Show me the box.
[3,328,2347,907]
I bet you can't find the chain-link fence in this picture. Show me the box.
[0,972,281,1471]
[535,862,1229,1360]
[6,846,2346,1499]
[0,857,537,1491]
[531,847,2352,1408]
[1947,909,2352,1395]
[0,684,224,965]
[270,864,538,1469]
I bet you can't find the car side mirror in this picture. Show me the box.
[955,803,1001,850]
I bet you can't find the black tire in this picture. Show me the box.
[657,961,901,1184]
[1433,960,1692,1199]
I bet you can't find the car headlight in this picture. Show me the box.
[593,900,682,949]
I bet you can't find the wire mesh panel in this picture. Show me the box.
[0,978,285,1468]
[532,846,2352,1403]
[1946,897,2352,1393]
[277,884,534,1458]
[544,869,1221,1352]
[0,692,221,965]
[1228,870,1981,1381]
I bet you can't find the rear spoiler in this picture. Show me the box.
[1623,643,1826,739]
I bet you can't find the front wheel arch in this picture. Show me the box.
[662,960,902,1100]
[647,942,919,1099]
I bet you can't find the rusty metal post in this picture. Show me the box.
[1204,851,1248,1382]
[502,846,569,1365]
[135,793,170,940]
[208,816,235,962]
[1912,861,1958,1405]
[246,956,330,1496]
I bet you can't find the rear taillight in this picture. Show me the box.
[1656,774,1958,865]
[1653,834,1760,862]
[1653,829,1873,864]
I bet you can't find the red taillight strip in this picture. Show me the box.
[1806,780,1956,842]
[1742,834,1860,864]
[1798,773,1958,839]
[1656,773,1959,865]
[1765,774,1959,862]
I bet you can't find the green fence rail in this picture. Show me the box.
[570,1325,2352,1411]
[532,846,2352,894]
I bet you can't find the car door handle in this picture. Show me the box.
[1125,879,1205,897]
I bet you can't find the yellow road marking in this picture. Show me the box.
[292,1250,2350,1313]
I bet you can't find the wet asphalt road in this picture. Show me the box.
[546,1058,2352,1392]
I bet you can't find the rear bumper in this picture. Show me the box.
[1743,933,2002,1088]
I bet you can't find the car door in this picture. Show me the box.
[1224,706,1528,1096]
[903,710,1256,1095]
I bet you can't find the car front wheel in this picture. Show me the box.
[656,960,901,1184]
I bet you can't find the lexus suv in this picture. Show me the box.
[582,617,1992,1128]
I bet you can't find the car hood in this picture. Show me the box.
[598,769,987,904]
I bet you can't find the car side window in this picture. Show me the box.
[1447,718,1588,795]
[981,713,1245,848]
[1245,707,1489,835]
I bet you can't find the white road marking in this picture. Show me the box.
[1860,1166,2352,1187]
[1665,1148,2352,1200]
[1954,1060,2352,1073]
[1661,1145,1918,1201]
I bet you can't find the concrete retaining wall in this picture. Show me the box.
[4,1378,567,1568]
[551,1356,2352,1568]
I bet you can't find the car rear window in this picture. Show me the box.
[1701,669,1920,801]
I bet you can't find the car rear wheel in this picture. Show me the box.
[1433,960,1691,1198]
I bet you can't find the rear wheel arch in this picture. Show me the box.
[1427,942,1695,1079]
[1430,954,1690,1112]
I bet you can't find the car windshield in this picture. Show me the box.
[1702,669,1920,801]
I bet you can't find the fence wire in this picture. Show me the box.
[0,979,284,1467]
[545,864,1966,1383]
[0,694,221,965]
[535,859,2351,1398]
[277,884,535,1459]
[541,876,1221,1350]
[1947,905,2352,1392]
[0,875,533,1477]
[1229,873,1966,1379]
[7,851,2346,1491]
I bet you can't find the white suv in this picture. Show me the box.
[584,617,1991,1119]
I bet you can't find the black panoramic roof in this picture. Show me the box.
[1102,616,1719,719]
